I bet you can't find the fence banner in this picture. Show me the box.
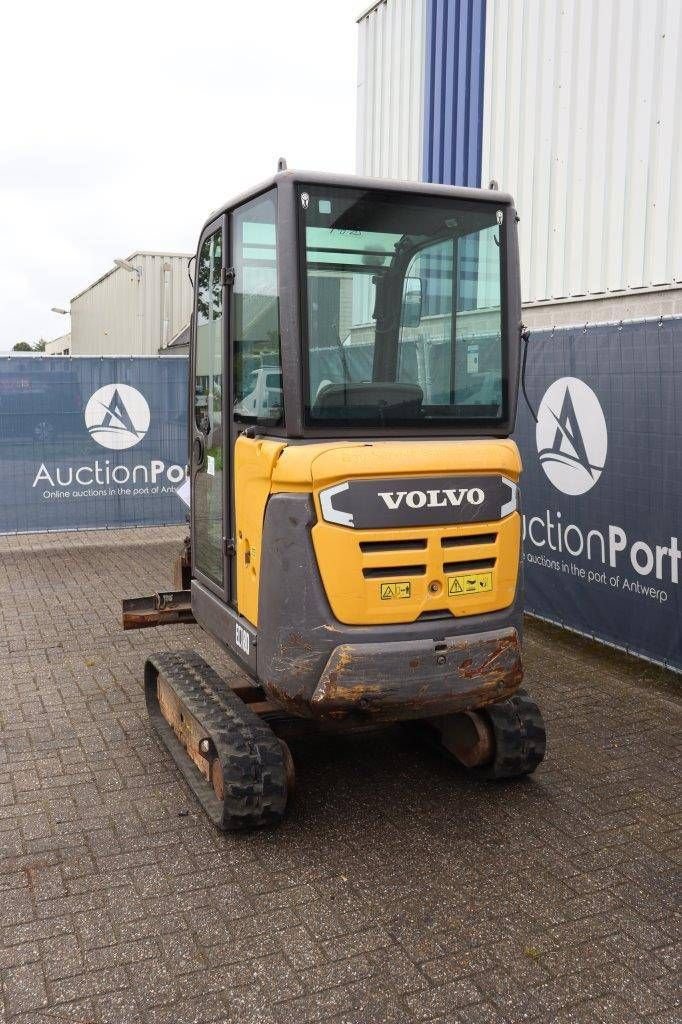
[514,317,681,671]
[0,356,188,533]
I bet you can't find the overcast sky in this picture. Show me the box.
[0,0,359,349]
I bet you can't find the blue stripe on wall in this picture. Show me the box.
[423,0,487,187]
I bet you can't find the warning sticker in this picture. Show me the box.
[380,581,411,600]
[448,571,493,596]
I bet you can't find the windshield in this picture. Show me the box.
[299,185,506,429]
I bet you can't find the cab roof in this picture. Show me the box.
[200,168,515,242]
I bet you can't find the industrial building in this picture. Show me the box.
[355,0,682,671]
[44,332,71,355]
[356,0,682,327]
[51,251,193,356]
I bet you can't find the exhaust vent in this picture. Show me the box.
[441,533,496,548]
[362,565,427,579]
[443,558,496,573]
[360,538,427,553]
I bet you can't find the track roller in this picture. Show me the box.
[425,688,546,779]
[145,651,292,831]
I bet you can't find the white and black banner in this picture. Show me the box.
[514,318,681,672]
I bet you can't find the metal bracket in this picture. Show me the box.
[221,267,235,287]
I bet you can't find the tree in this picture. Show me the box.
[12,339,48,352]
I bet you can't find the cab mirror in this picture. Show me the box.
[402,276,422,327]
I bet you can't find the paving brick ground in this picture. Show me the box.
[0,526,679,1024]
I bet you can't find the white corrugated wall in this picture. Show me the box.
[356,0,426,179]
[70,253,193,356]
[482,0,682,303]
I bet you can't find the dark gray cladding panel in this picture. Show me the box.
[320,475,515,529]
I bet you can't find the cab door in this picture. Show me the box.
[191,217,229,599]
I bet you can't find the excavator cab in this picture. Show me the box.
[127,170,545,831]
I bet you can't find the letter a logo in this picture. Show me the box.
[549,388,593,473]
[85,383,150,450]
[536,377,607,495]
[99,389,138,436]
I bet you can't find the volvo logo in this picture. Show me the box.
[84,384,150,450]
[319,475,517,529]
[378,488,485,510]
[536,377,607,496]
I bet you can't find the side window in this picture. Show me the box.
[193,226,224,587]
[195,230,223,435]
[231,191,283,425]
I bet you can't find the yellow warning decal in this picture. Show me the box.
[380,581,411,600]
[448,571,493,596]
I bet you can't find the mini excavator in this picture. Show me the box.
[123,167,546,830]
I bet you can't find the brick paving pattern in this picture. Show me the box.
[0,526,679,1024]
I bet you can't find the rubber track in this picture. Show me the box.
[476,688,546,779]
[145,650,288,831]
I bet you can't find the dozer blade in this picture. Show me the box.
[145,650,292,831]
[122,591,194,630]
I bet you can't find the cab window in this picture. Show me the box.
[231,191,283,425]
[194,230,222,435]
[300,185,506,428]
